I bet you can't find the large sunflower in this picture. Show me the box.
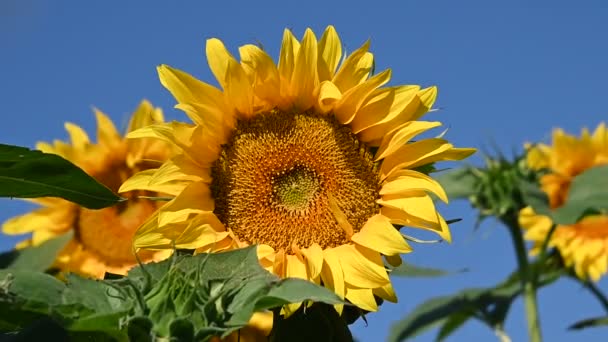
[2,100,173,278]
[519,123,608,281]
[122,26,475,312]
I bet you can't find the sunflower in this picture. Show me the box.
[2,100,174,278]
[519,122,608,281]
[122,26,475,312]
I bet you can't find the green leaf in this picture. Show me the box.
[254,278,344,311]
[568,316,608,330]
[0,232,72,271]
[521,165,608,225]
[2,247,347,340]
[388,289,501,342]
[436,312,474,341]
[0,269,133,341]
[0,270,66,308]
[390,262,467,278]
[552,165,608,224]
[435,167,477,199]
[128,246,346,339]
[388,257,564,342]
[0,143,123,209]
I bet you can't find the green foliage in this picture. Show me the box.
[0,143,123,209]
[523,165,608,224]
[568,316,608,330]
[388,256,563,341]
[0,246,345,341]
[552,165,608,224]
[0,233,72,270]
[434,167,477,200]
[436,154,536,223]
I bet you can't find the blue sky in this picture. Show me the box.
[1,0,607,341]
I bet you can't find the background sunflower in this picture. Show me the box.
[519,123,608,281]
[2,100,174,278]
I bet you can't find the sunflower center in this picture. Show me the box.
[273,166,321,213]
[75,160,160,264]
[211,110,380,252]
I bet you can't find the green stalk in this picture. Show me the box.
[503,216,542,342]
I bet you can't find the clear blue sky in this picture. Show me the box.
[1,0,607,341]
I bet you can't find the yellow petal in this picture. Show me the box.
[317,25,342,81]
[273,248,287,278]
[134,211,226,250]
[158,182,214,226]
[94,110,121,148]
[334,69,391,124]
[519,206,553,239]
[335,244,389,288]
[345,287,378,312]
[379,139,452,180]
[300,243,324,280]
[150,157,208,185]
[127,122,217,167]
[257,244,276,264]
[239,44,281,104]
[278,28,300,100]
[225,58,254,117]
[351,214,412,256]
[592,122,608,158]
[333,41,372,92]
[2,205,74,235]
[35,141,55,154]
[411,86,438,121]
[375,121,442,161]
[174,102,233,145]
[316,80,342,114]
[126,122,192,148]
[157,65,227,126]
[173,213,227,250]
[64,122,89,150]
[320,247,345,314]
[350,85,419,134]
[284,254,308,315]
[372,282,398,303]
[356,87,436,144]
[379,192,439,226]
[412,147,476,168]
[290,28,319,110]
[526,144,551,170]
[119,169,188,196]
[125,101,166,157]
[380,169,448,203]
[380,196,452,242]
[206,38,236,90]
[127,100,164,132]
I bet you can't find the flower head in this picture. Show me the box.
[123,26,474,312]
[2,100,174,278]
[519,123,608,281]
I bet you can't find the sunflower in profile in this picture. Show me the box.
[519,123,608,281]
[122,26,474,312]
[2,100,173,278]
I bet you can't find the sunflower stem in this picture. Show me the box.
[494,324,512,342]
[502,215,542,342]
